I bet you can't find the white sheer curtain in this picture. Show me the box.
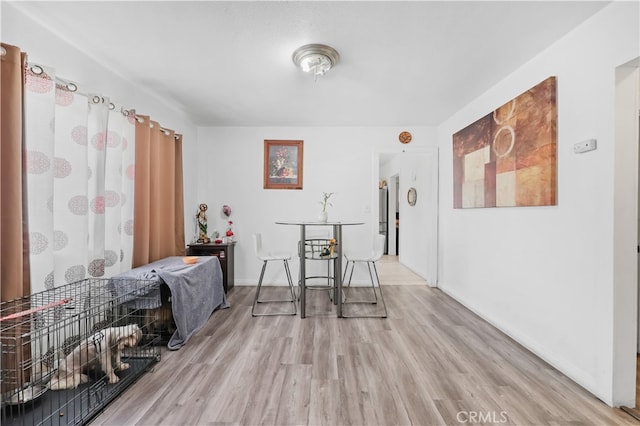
[25,64,136,293]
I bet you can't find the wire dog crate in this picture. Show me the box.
[1,278,163,426]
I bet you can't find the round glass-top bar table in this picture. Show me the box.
[276,221,364,318]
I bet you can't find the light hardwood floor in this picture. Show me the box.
[91,257,636,425]
[620,356,640,421]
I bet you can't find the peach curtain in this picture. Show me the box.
[0,43,32,393]
[132,116,185,267]
[1,43,31,302]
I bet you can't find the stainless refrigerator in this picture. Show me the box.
[379,188,388,254]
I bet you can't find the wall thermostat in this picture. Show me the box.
[573,139,597,154]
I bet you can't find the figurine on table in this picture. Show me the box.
[196,203,210,243]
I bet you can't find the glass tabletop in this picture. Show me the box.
[275,220,364,226]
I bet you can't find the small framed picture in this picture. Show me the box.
[263,140,303,190]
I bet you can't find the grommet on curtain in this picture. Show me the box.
[66,82,77,92]
[30,64,43,75]
[109,102,115,110]
[92,95,102,104]
[121,107,135,118]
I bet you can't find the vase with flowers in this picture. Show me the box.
[318,192,333,222]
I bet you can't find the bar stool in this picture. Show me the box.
[298,236,338,316]
[251,233,297,316]
[303,238,336,298]
[342,234,388,318]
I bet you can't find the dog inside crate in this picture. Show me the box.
[1,278,161,426]
[48,323,143,390]
[143,284,176,344]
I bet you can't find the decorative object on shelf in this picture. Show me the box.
[407,187,417,206]
[264,140,304,190]
[452,76,557,208]
[220,204,235,242]
[196,203,210,243]
[399,131,412,144]
[292,44,340,82]
[226,220,234,242]
[319,192,334,222]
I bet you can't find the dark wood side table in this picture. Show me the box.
[186,242,235,293]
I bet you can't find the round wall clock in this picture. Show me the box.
[407,187,417,206]
[399,131,412,144]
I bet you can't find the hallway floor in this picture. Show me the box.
[378,255,427,286]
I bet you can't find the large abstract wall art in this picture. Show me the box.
[452,77,557,208]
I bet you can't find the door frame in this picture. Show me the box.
[613,58,640,406]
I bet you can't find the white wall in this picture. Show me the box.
[437,2,639,406]
[1,4,200,242]
[196,126,435,286]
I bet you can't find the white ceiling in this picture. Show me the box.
[9,1,610,127]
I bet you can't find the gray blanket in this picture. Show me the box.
[110,256,229,350]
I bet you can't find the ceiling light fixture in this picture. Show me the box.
[292,44,340,81]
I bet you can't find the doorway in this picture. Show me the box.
[623,105,640,420]
[635,91,640,415]
[376,149,438,285]
[613,59,639,408]
[395,176,399,255]
[378,152,398,256]
[388,174,399,256]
